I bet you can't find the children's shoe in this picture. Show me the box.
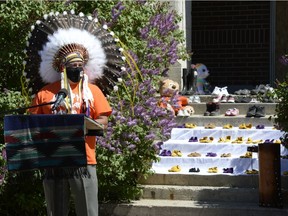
[246,105,257,117]
[192,95,201,103]
[168,165,181,172]
[223,168,233,173]
[223,124,233,129]
[227,95,235,103]
[230,108,239,116]
[211,86,221,96]
[220,95,228,103]
[187,152,201,157]
[221,86,229,96]
[189,167,200,172]
[208,167,218,173]
[255,106,265,117]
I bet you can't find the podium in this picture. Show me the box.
[4,114,103,172]
[258,143,283,208]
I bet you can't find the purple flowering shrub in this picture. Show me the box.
[93,0,188,201]
[0,147,7,192]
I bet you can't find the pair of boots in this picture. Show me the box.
[246,105,265,117]
[204,102,220,116]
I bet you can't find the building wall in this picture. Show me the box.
[190,1,270,90]
[275,1,288,82]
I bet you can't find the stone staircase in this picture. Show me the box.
[100,95,288,216]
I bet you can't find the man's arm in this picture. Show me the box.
[95,115,108,129]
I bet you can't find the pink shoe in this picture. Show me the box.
[227,95,235,103]
[225,109,232,116]
[230,108,239,116]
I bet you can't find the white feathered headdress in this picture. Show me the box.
[24,10,125,96]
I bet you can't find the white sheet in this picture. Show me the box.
[152,127,288,175]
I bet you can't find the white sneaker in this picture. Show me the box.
[250,98,260,103]
[193,95,201,103]
[211,86,221,96]
[177,110,185,116]
[221,86,229,96]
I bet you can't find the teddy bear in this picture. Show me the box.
[193,63,210,95]
[158,78,194,117]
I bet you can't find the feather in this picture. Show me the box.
[24,11,124,95]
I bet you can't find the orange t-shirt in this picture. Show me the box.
[29,81,112,164]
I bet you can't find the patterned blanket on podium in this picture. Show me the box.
[4,114,87,171]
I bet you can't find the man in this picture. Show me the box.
[29,51,112,216]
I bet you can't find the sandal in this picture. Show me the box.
[206,152,217,157]
[218,137,226,143]
[240,152,252,158]
[239,123,253,129]
[204,123,216,129]
[246,137,253,144]
[245,169,258,174]
[160,149,172,156]
[252,139,263,144]
[232,137,244,144]
[171,150,182,157]
[208,167,218,173]
[187,152,201,157]
[223,168,233,173]
[220,153,231,157]
[199,136,214,143]
[168,165,181,172]
[274,139,281,144]
[189,167,200,173]
[188,136,198,142]
[223,124,233,129]
[185,123,197,128]
[283,171,288,176]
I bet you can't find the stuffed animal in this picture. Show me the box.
[159,79,194,116]
[193,63,209,95]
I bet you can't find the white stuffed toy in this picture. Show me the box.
[193,63,209,95]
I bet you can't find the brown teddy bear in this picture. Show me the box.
[158,79,194,116]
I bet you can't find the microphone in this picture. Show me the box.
[51,88,68,111]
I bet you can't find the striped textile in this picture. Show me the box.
[4,114,87,172]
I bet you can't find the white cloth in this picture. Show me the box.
[152,127,288,175]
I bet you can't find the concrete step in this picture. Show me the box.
[99,199,288,216]
[190,102,276,115]
[175,115,275,127]
[141,185,258,203]
[141,174,288,188]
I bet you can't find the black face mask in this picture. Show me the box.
[66,67,83,83]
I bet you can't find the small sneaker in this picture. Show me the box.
[211,86,222,96]
[230,108,239,116]
[212,95,222,103]
[225,109,232,116]
[220,95,228,103]
[227,95,235,103]
[193,95,201,103]
[255,106,265,117]
[250,98,260,103]
[246,105,257,117]
[221,86,229,96]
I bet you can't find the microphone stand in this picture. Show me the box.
[0,101,55,115]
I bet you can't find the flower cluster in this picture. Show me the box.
[279,54,288,66]
[97,2,185,165]
[0,147,7,188]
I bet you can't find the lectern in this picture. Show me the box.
[4,114,103,172]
